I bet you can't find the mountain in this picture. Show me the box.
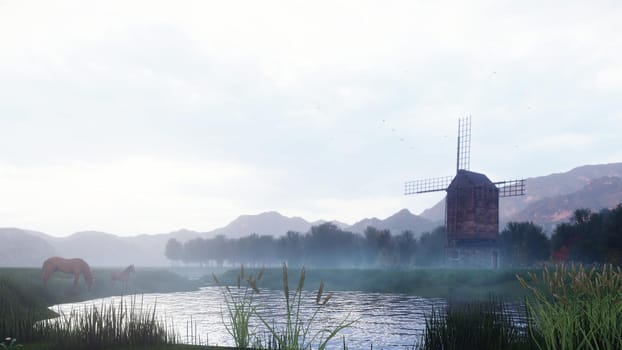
[512,176,622,231]
[51,231,145,267]
[420,162,622,231]
[346,209,436,235]
[3,162,621,267]
[0,228,57,266]
[208,211,313,238]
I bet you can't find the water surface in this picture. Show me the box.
[53,287,449,349]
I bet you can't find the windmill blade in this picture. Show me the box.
[405,176,453,195]
[494,179,526,197]
[456,116,471,172]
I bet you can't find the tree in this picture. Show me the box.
[499,222,550,267]
[395,230,417,267]
[415,226,446,267]
[164,238,184,262]
[552,205,622,264]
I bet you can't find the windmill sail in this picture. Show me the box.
[494,179,526,197]
[456,116,471,173]
[404,176,453,195]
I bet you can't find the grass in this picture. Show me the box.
[212,266,263,348]
[210,267,534,301]
[0,267,199,349]
[417,298,535,350]
[518,264,622,350]
[32,296,175,350]
[254,264,355,350]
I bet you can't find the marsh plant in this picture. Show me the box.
[0,338,22,350]
[256,263,356,350]
[418,299,532,350]
[215,263,355,350]
[35,296,175,350]
[517,264,622,350]
[212,265,263,348]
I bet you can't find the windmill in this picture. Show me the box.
[404,117,525,268]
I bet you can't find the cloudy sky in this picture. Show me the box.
[1,1,621,236]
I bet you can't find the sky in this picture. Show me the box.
[1,1,621,237]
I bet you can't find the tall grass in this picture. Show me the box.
[33,296,176,350]
[517,264,622,350]
[256,263,356,350]
[211,267,531,300]
[418,298,533,350]
[0,277,52,342]
[212,265,263,348]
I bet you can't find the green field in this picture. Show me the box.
[5,265,619,349]
[0,266,200,349]
[209,267,534,301]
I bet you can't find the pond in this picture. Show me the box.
[51,287,521,350]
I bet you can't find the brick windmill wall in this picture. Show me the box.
[445,170,500,268]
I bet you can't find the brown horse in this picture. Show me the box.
[111,264,135,285]
[41,257,94,291]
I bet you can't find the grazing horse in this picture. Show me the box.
[111,264,135,285]
[41,257,94,291]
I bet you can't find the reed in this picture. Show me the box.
[256,263,355,350]
[34,295,175,350]
[212,265,263,348]
[0,277,51,342]
[517,264,622,350]
[418,298,533,350]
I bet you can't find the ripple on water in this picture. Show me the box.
[50,287,455,350]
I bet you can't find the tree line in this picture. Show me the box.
[165,224,447,268]
[165,204,622,268]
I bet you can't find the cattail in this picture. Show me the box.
[282,262,289,302]
[316,281,324,304]
[248,276,260,294]
[297,267,306,292]
[212,273,221,285]
[257,268,265,282]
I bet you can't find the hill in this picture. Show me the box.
[347,208,436,235]
[3,162,622,266]
[420,162,622,231]
[0,228,57,266]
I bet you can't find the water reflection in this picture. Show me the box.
[51,287,457,349]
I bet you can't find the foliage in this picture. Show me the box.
[165,238,184,262]
[517,264,622,350]
[175,223,451,268]
[34,296,175,350]
[499,222,550,268]
[0,267,198,346]
[418,299,533,350]
[552,205,622,264]
[0,338,23,350]
[414,226,447,267]
[212,266,263,348]
[212,267,532,301]
[255,263,356,350]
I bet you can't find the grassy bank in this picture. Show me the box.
[209,267,535,301]
[0,267,199,349]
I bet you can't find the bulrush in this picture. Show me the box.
[517,263,622,350]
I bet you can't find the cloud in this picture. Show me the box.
[0,157,282,235]
[0,1,621,235]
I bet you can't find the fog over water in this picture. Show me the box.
[53,288,447,349]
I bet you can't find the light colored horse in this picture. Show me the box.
[111,264,135,285]
[41,257,94,291]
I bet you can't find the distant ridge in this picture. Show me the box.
[347,208,436,235]
[2,162,621,266]
[420,162,622,231]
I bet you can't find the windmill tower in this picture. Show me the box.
[404,117,525,268]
